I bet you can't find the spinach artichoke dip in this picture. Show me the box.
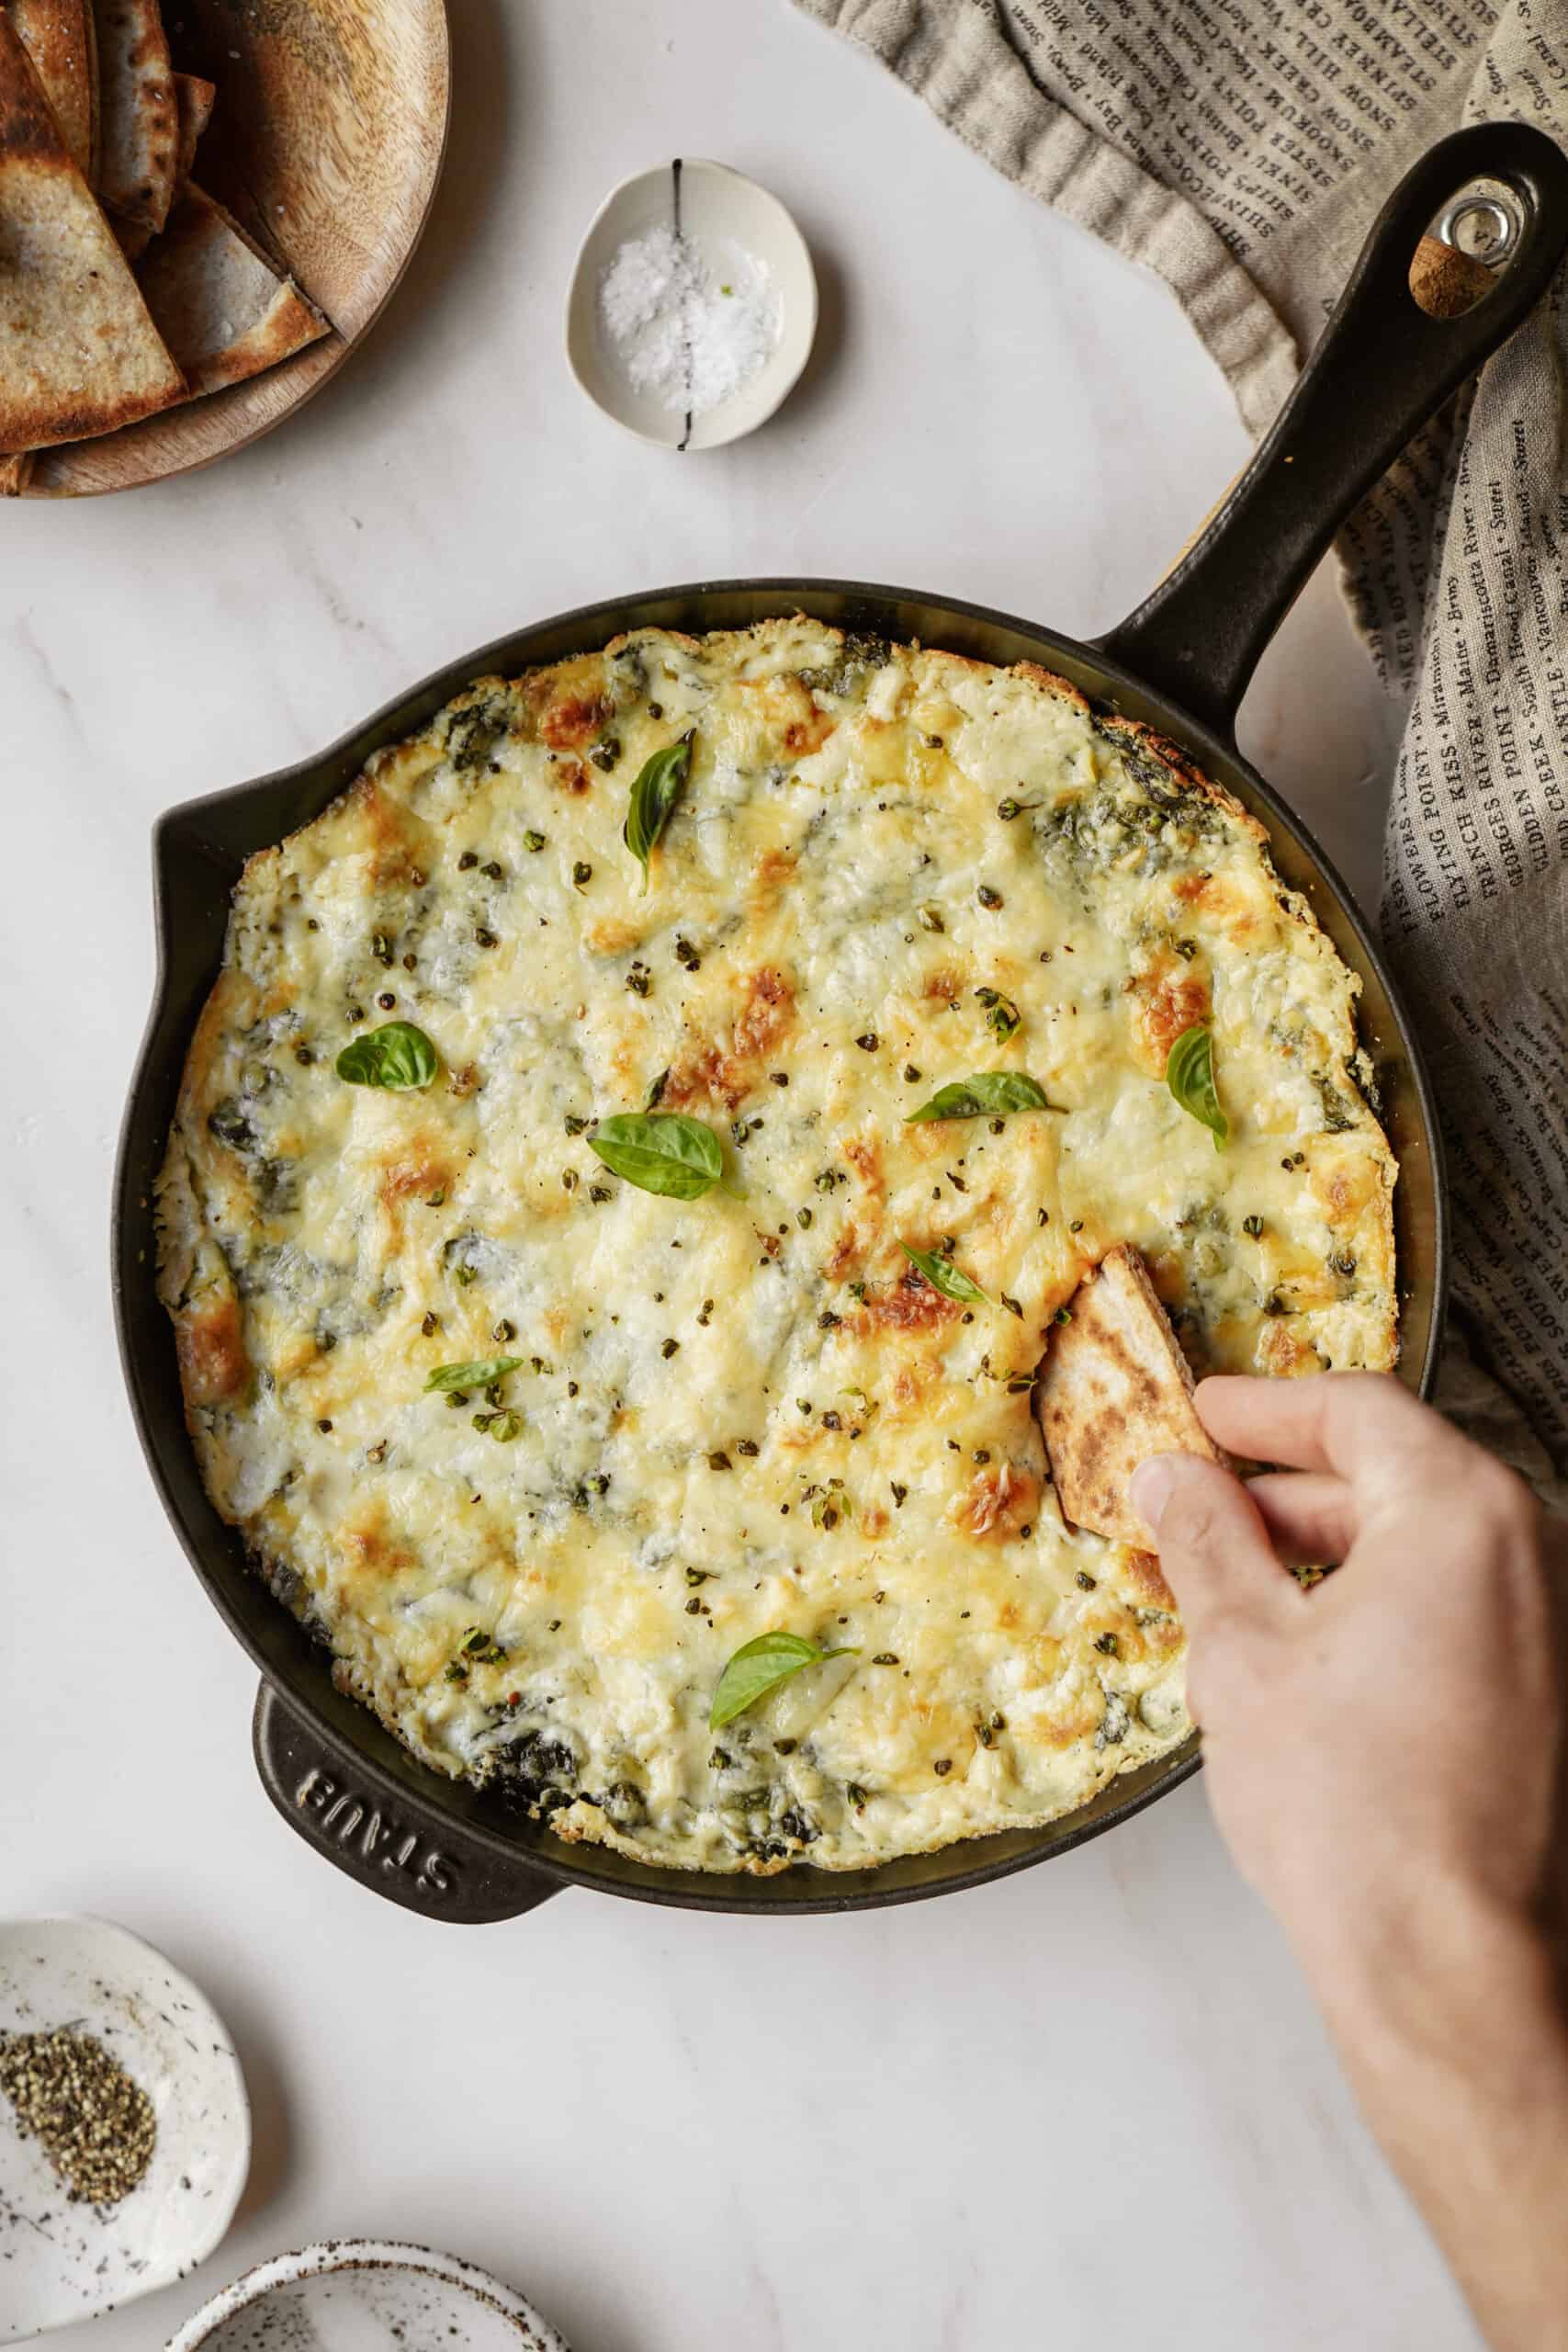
[156,618,1397,1873]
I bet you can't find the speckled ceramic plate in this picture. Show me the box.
[165,2240,570,2350]
[0,1917,250,2344]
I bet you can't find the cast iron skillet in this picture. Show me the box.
[116,124,1568,1921]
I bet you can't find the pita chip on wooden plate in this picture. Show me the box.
[90,0,175,229]
[1036,1243,1228,1549]
[170,66,210,187]
[110,62,204,256]
[136,182,328,397]
[0,10,183,455]
[6,0,96,176]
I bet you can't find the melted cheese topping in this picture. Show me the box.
[156,621,1397,1872]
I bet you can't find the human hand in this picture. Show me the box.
[1130,1373,1561,2012]
[1133,1374,1568,2352]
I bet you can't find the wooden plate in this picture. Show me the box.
[22,0,449,497]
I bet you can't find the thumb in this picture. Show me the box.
[1130,1453,1293,1644]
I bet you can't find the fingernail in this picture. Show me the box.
[1130,1455,1180,1535]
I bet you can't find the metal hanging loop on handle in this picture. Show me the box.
[1437,190,1519,263]
[1094,120,1568,744]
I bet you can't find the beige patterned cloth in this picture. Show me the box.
[796,0,1568,1502]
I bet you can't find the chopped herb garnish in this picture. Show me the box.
[708,1631,858,1730]
[335,1021,438,1091]
[589,1111,725,1200]
[425,1355,524,1393]
[1167,1023,1228,1148]
[907,1071,1060,1123]
[624,732,695,888]
[974,987,1021,1040]
[899,1238,988,1306]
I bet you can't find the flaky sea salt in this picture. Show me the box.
[599,226,781,418]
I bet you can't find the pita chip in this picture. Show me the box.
[91,0,175,230]
[6,0,95,176]
[136,182,328,398]
[0,11,184,454]
[171,67,209,189]
[1035,1244,1227,1548]
[107,76,206,261]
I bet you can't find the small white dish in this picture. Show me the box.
[566,158,818,451]
[0,1916,250,2346]
[166,2239,570,2351]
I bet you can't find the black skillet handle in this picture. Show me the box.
[252,1684,562,1923]
[1095,120,1568,740]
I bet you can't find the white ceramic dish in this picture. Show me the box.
[0,1916,250,2345]
[166,2239,570,2350]
[566,157,818,450]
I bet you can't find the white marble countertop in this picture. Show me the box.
[1,2,1472,2346]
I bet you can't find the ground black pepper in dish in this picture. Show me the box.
[0,2027,156,2206]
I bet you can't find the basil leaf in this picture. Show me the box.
[624,732,694,889]
[1166,1023,1228,1149]
[335,1022,438,1091]
[424,1355,525,1393]
[588,1111,724,1199]
[709,1631,858,1731]
[898,1239,990,1306]
[906,1072,1061,1123]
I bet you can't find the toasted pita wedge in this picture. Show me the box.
[0,11,183,453]
[135,182,328,398]
[6,0,95,175]
[1036,1244,1227,1548]
[90,0,175,230]
[0,448,34,491]
[171,66,209,189]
